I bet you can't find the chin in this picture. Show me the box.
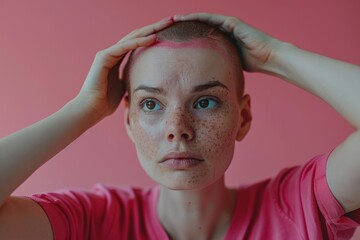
[144,165,225,191]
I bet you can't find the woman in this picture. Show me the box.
[0,13,359,239]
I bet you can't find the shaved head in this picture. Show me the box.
[123,21,244,100]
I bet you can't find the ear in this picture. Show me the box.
[124,96,135,143]
[236,94,252,141]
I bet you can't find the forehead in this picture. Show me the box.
[129,39,238,90]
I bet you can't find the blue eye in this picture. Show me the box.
[141,99,162,111]
[194,98,218,109]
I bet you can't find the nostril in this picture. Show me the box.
[182,133,189,140]
[168,134,174,140]
[168,133,190,141]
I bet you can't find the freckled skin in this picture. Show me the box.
[126,44,247,190]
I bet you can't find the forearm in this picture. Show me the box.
[264,43,360,129]
[0,98,99,206]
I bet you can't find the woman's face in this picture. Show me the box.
[125,40,251,190]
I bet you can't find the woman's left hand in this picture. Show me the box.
[173,13,285,73]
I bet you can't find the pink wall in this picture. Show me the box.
[1,1,359,237]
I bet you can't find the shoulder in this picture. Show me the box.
[28,184,159,223]
[28,184,159,239]
[228,153,357,239]
[233,153,327,194]
[237,152,359,238]
[30,184,157,207]
[231,153,326,203]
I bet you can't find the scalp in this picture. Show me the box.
[123,21,244,99]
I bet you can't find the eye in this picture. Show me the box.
[194,97,219,109]
[140,98,162,111]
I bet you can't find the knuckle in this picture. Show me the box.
[151,26,157,33]
[226,16,239,26]
[220,16,239,31]
[95,50,106,58]
[94,50,114,65]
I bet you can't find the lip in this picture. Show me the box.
[160,152,204,169]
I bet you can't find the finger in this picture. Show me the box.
[100,34,156,69]
[109,34,156,58]
[120,17,173,42]
[174,13,249,34]
[121,17,172,41]
[173,12,227,27]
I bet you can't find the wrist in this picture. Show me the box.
[261,41,297,79]
[64,97,104,129]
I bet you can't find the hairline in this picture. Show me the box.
[123,28,244,100]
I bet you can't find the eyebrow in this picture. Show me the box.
[192,80,229,92]
[133,85,164,94]
[133,80,228,95]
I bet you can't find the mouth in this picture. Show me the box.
[160,152,204,169]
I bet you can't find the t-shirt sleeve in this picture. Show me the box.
[314,153,360,227]
[26,184,141,240]
[271,151,360,239]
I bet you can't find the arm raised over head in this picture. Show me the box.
[174,12,360,213]
[0,17,174,239]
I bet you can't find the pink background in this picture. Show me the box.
[1,0,359,238]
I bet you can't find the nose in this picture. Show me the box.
[165,107,195,142]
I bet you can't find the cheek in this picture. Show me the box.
[194,105,239,158]
[128,103,239,162]
[129,108,161,158]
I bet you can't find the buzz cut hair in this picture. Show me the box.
[122,21,244,100]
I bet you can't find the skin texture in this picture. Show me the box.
[125,42,251,191]
[125,42,252,239]
[127,38,245,101]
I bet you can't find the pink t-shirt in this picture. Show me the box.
[29,152,360,239]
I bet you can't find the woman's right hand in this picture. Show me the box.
[76,17,174,122]
[0,17,174,239]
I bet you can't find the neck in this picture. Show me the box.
[157,177,237,240]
